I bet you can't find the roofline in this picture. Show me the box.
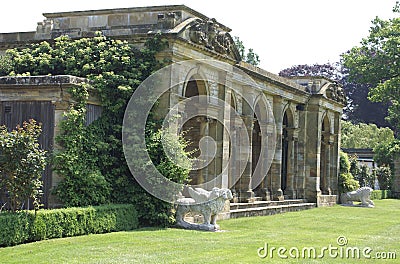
[236,62,309,95]
[43,4,231,32]
[287,75,339,85]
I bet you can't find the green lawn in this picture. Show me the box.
[1,199,399,264]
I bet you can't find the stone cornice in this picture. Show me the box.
[0,75,87,87]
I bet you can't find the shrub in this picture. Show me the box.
[370,190,392,200]
[0,204,138,247]
[0,211,33,246]
[3,33,187,227]
[339,172,360,194]
[338,152,360,193]
[348,155,374,188]
[340,151,351,174]
[0,119,47,211]
[356,164,374,188]
[374,166,392,190]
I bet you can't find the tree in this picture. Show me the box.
[341,5,400,132]
[234,36,260,66]
[338,152,360,193]
[279,63,391,127]
[374,166,392,190]
[0,119,46,212]
[373,138,400,170]
[2,33,191,226]
[341,120,394,149]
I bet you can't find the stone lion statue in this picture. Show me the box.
[175,187,233,231]
[340,187,375,207]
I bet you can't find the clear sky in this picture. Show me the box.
[0,0,397,74]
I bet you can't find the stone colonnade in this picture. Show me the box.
[163,63,342,204]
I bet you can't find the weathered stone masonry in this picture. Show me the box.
[0,5,346,207]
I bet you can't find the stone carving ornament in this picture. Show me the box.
[189,19,232,55]
[326,84,347,104]
[175,187,233,231]
[340,187,375,207]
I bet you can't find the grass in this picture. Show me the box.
[0,199,399,263]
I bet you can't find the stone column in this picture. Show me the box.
[296,105,307,199]
[285,128,299,199]
[240,115,255,201]
[293,137,299,198]
[330,133,340,196]
[304,104,322,203]
[48,101,69,207]
[198,116,209,185]
[271,97,284,200]
[257,122,272,200]
[330,114,341,196]
[326,137,332,195]
[221,88,232,189]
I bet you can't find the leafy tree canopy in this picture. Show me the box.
[279,63,390,127]
[341,120,394,149]
[341,4,400,131]
[234,36,260,66]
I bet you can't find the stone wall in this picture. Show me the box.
[0,5,346,206]
[0,75,100,207]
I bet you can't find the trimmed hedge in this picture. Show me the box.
[0,204,138,247]
[370,190,392,200]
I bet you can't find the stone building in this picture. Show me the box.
[0,5,346,207]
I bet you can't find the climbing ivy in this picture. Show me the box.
[3,33,190,226]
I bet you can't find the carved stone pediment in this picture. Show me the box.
[186,18,238,58]
[325,83,346,104]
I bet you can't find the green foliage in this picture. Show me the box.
[348,155,374,188]
[234,36,260,66]
[338,152,360,193]
[0,211,32,246]
[341,120,394,149]
[339,150,351,174]
[0,204,138,247]
[279,63,391,127]
[374,166,393,190]
[373,139,400,170]
[358,164,375,188]
[370,190,392,200]
[349,155,361,179]
[2,33,189,226]
[0,54,12,76]
[0,120,46,212]
[341,9,400,130]
[339,172,360,194]
[1,199,399,263]
[53,84,110,207]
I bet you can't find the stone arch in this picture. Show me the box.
[229,90,238,110]
[251,94,271,197]
[181,72,211,186]
[183,75,209,98]
[182,68,209,98]
[253,94,269,123]
[320,113,331,194]
[228,90,239,190]
[281,106,295,196]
